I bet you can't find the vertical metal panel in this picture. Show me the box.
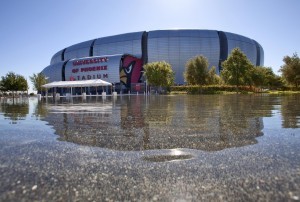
[89,39,97,57]
[259,44,264,66]
[61,60,69,81]
[61,48,66,61]
[217,31,228,71]
[253,40,264,66]
[142,31,148,64]
[168,37,180,82]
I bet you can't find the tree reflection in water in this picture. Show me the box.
[281,95,300,128]
[37,94,297,152]
[0,98,29,124]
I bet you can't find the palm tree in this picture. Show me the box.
[29,73,48,94]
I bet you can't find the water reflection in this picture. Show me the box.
[38,95,284,151]
[3,95,298,151]
[281,95,300,128]
[32,100,49,119]
[0,98,29,124]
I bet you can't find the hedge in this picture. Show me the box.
[170,85,259,94]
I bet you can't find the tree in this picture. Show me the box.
[184,55,211,85]
[271,75,284,89]
[1,72,28,97]
[221,48,254,89]
[143,61,174,90]
[279,53,300,87]
[29,73,48,93]
[251,66,278,90]
[0,79,4,92]
[17,76,28,92]
[207,66,221,85]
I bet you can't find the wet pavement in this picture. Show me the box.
[0,95,300,201]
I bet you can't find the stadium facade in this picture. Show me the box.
[41,29,264,93]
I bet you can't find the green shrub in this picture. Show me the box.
[170,85,260,94]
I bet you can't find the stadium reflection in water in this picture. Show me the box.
[1,95,300,201]
[35,95,280,151]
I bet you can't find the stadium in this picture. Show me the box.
[41,29,264,94]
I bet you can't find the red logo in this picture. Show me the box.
[120,55,143,87]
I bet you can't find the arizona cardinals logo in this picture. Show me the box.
[120,55,143,88]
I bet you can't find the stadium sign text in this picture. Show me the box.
[72,57,109,66]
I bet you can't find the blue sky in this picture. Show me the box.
[1,0,299,92]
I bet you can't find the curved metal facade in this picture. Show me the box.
[225,32,257,66]
[93,32,144,57]
[147,30,220,84]
[42,29,264,85]
[64,39,95,61]
[50,49,65,65]
[42,61,65,82]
